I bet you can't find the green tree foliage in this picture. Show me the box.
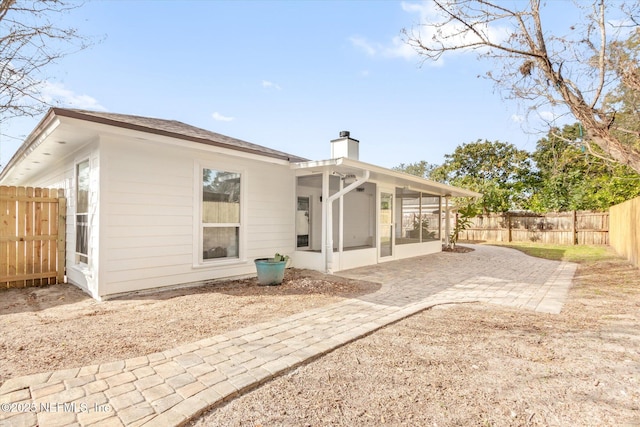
[448,202,478,248]
[392,160,437,179]
[203,169,240,202]
[430,140,535,213]
[404,0,640,173]
[530,124,640,212]
[605,27,640,159]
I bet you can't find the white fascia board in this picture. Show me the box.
[291,157,482,198]
[291,158,343,170]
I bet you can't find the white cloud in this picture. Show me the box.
[511,114,525,123]
[403,1,510,58]
[39,81,106,110]
[538,111,557,122]
[349,36,377,56]
[351,1,512,64]
[401,1,426,14]
[262,80,282,90]
[349,35,416,60]
[349,1,431,59]
[212,112,234,122]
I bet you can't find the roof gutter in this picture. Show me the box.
[324,169,370,273]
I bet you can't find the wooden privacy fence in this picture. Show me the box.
[609,196,640,268]
[202,200,240,222]
[458,211,609,245]
[0,186,66,289]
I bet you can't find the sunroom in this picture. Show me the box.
[290,133,481,273]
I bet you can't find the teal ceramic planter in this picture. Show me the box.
[254,258,287,285]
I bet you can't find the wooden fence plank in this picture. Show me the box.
[25,187,34,287]
[609,196,640,268]
[1,235,59,242]
[16,187,26,288]
[0,186,65,289]
[0,272,58,282]
[0,187,8,282]
[57,193,66,285]
[0,195,61,202]
[7,187,17,286]
[459,211,609,245]
[34,187,43,286]
[41,187,52,285]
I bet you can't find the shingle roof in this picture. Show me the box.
[54,108,308,163]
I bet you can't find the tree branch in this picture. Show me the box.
[591,0,607,109]
[0,0,91,118]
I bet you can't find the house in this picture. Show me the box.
[0,108,480,300]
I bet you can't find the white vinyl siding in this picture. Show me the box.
[100,135,294,297]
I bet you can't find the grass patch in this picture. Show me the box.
[483,242,617,263]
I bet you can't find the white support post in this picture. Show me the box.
[444,195,451,247]
[325,170,370,273]
[321,171,330,268]
[338,179,344,270]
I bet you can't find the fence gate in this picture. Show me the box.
[0,186,66,289]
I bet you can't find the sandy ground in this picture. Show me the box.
[191,253,640,426]
[1,248,639,426]
[0,269,379,384]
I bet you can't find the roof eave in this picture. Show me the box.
[292,157,482,199]
[0,109,60,182]
[51,108,304,163]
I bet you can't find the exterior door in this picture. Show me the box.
[296,196,310,249]
[379,190,394,260]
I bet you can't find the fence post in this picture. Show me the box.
[572,211,578,245]
[507,212,512,242]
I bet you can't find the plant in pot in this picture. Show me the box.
[254,253,290,285]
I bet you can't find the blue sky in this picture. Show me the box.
[2,0,582,170]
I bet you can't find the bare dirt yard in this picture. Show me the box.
[191,248,640,427]
[2,246,639,426]
[0,270,379,384]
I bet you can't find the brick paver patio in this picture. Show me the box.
[0,245,576,426]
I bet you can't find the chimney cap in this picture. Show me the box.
[339,130,350,138]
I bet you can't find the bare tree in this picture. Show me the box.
[403,0,640,173]
[0,0,90,119]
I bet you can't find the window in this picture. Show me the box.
[296,196,310,248]
[76,160,89,264]
[420,195,441,241]
[202,168,241,261]
[396,188,440,244]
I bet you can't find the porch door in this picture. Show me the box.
[379,190,394,259]
[296,196,310,249]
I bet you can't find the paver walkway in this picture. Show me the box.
[0,245,576,427]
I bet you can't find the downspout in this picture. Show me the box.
[325,170,370,273]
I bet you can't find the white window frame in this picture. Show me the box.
[195,162,246,266]
[75,158,90,265]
